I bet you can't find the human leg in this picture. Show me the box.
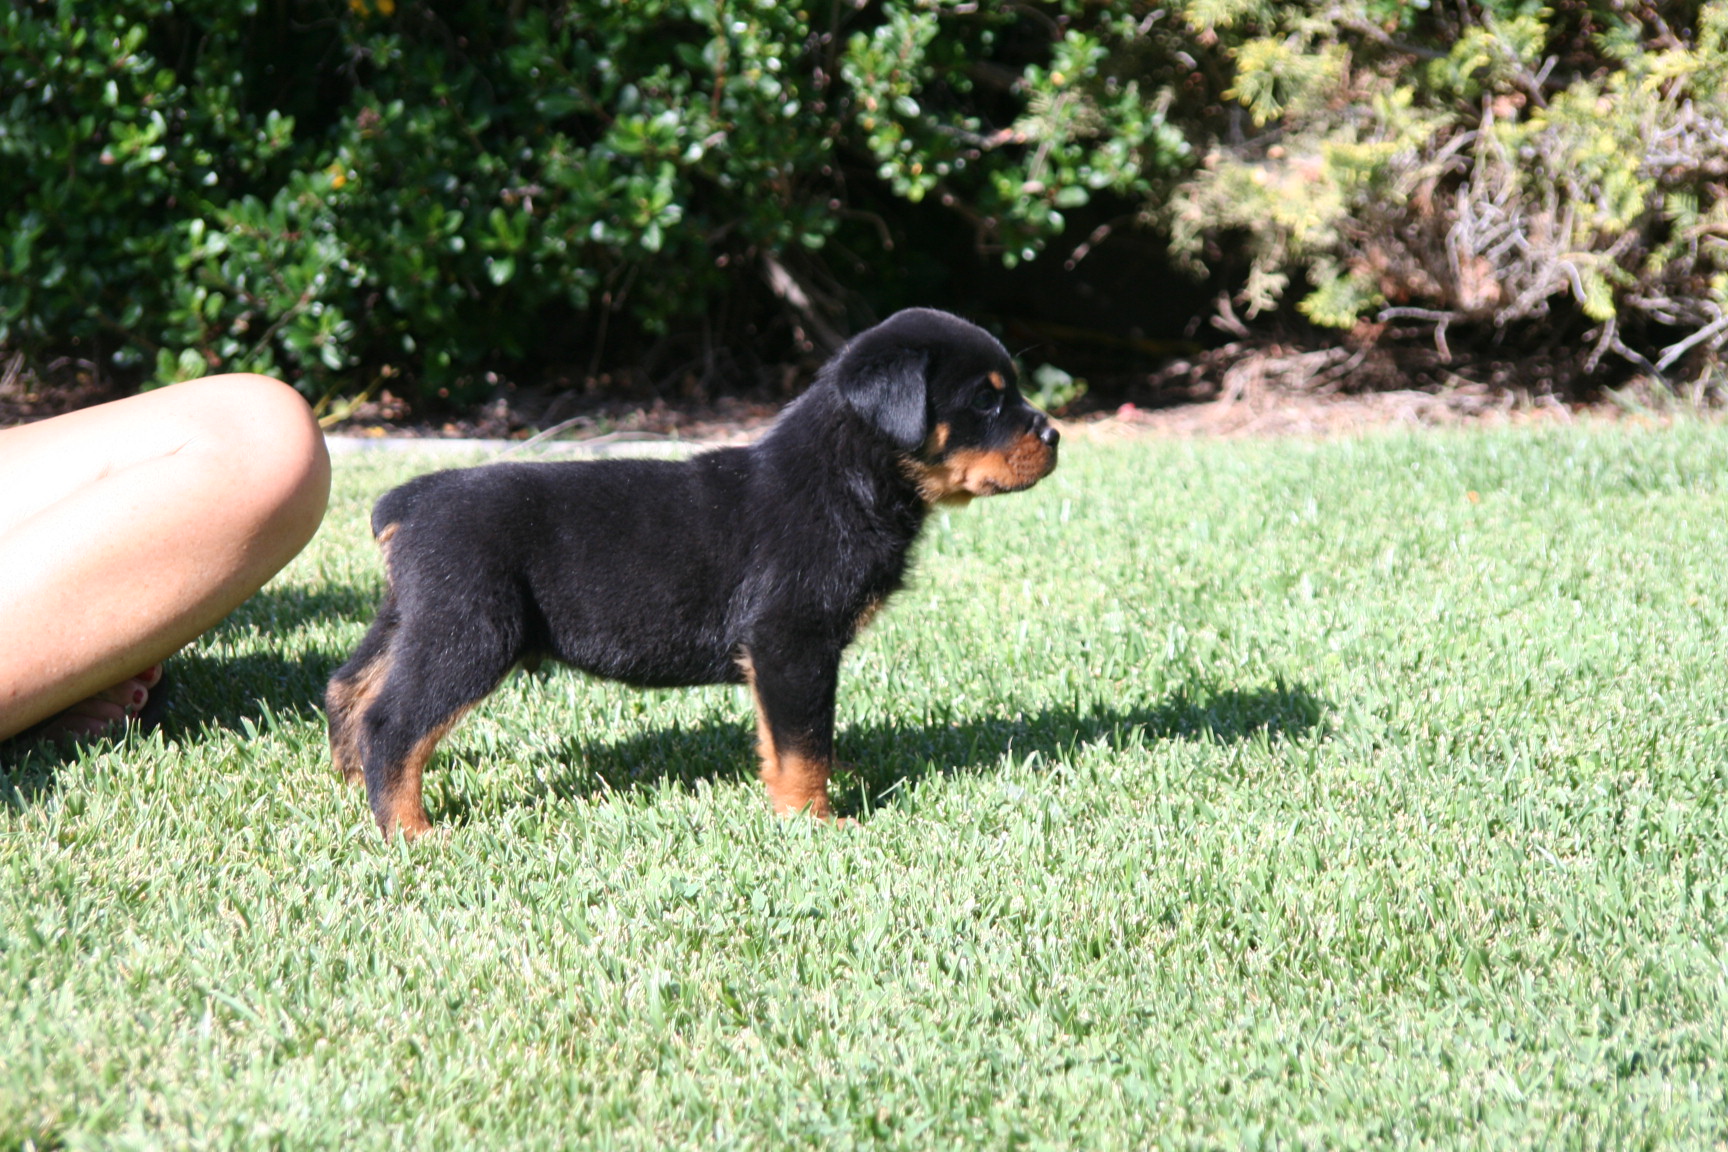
[0,374,330,740]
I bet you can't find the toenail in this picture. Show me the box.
[132,688,146,705]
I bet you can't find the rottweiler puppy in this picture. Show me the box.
[326,308,1059,838]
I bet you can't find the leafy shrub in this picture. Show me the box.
[1159,0,1728,392]
[1,1,1187,404]
[12,2,1720,407]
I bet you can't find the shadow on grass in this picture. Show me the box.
[0,583,369,801]
[431,678,1329,826]
[5,571,1324,826]
[222,580,383,636]
[156,580,379,741]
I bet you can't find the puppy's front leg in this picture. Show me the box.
[739,644,840,819]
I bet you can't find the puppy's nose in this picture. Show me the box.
[1038,421,1060,448]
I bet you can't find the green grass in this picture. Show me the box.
[6,422,1728,1149]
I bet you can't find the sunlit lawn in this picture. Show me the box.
[5,421,1728,1148]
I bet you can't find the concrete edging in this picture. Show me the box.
[323,435,707,460]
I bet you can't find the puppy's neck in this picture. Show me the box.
[762,385,929,522]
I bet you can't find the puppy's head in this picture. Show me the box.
[829,308,1059,505]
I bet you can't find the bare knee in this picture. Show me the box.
[171,374,331,553]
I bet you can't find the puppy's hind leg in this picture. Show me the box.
[326,592,398,786]
[357,626,517,840]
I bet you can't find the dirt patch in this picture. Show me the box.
[0,352,126,426]
[5,342,1718,444]
[1075,389,1567,440]
[1072,342,1719,440]
[332,343,1637,446]
[327,390,782,446]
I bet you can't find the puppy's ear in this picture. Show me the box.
[837,347,928,450]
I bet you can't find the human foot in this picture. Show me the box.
[30,664,164,743]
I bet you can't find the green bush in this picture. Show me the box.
[12,2,1720,406]
[1,1,1186,404]
[1159,0,1728,392]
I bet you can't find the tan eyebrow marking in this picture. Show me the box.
[987,371,1006,391]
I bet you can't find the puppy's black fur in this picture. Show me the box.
[327,308,1059,837]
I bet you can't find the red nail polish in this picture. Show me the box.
[132,689,146,705]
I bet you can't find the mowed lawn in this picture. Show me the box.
[5,420,1728,1149]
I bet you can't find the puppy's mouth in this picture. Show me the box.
[971,459,1054,496]
[988,430,1059,491]
[905,433,1057,504]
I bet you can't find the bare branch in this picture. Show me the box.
[1655,313,1728,373]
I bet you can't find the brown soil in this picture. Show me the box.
[325,390,783,445]
[1072,342,1714,439]
[0,352,123,426]
[4,344,1715,443]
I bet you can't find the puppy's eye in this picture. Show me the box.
[970,389,1000,413]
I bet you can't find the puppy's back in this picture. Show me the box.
[372,451,762,686]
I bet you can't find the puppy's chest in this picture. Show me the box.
[740,547,912,650]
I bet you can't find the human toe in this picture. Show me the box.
[29,697,128,743]
[91,680,150,715]
[61,696,131,725]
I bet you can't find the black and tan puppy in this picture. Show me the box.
[327,308,1058,837]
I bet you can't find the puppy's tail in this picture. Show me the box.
[370,474,433,540]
